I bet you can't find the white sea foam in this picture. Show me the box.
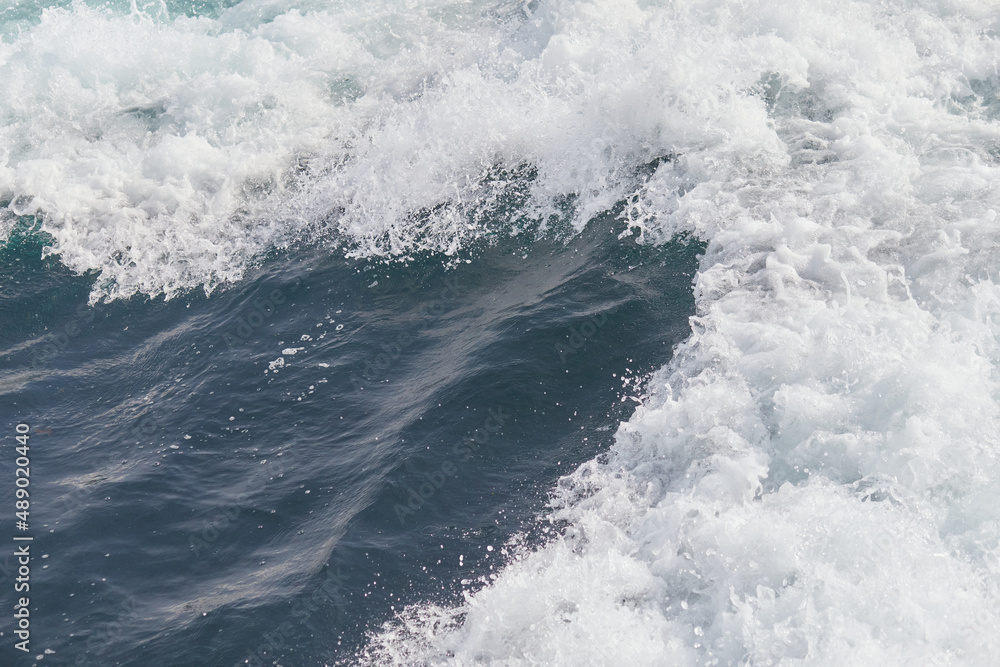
[4,0,1000,663]
[0,0,520,299]
[346,0,1000,664]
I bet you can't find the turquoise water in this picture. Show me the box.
[1,0,242,37]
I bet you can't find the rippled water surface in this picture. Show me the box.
[4,0,1000,665]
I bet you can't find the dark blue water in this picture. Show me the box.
[0,211,699,666]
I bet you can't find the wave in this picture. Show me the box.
[351,0,1000,664]
[0,0,529,299]
[4,0,1000,663]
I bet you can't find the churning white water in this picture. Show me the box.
[3,0,1000,663]
[354,1,1000,664]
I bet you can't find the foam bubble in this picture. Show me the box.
[355,0,1000,663]
[0,0,520,299]
[5,0,1000,661]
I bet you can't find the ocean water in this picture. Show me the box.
[2,0,1000,665]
